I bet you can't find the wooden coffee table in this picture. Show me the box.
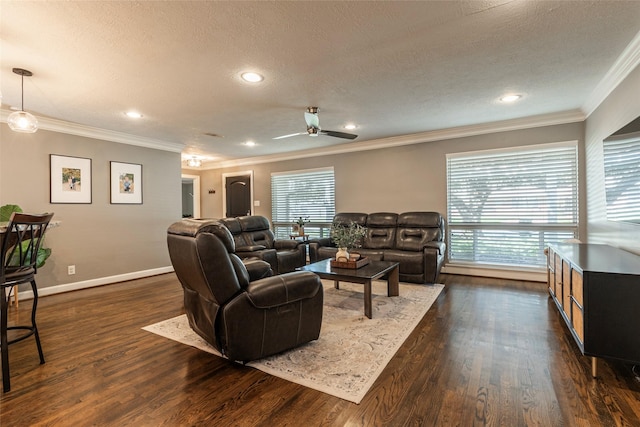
[298,259,399,319]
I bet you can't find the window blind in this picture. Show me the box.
[446,142,578,267]
[603,132,640,223]
[271,167,335,239]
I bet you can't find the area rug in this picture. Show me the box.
[143,280,444,404]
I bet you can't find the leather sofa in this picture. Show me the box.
[220,215,306,274]
[167,218,323,362]
[309,212,446,284]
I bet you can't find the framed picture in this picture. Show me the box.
[50,154,92,204]
[110,161,142,204]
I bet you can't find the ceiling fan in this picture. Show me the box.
[273,107,358,140]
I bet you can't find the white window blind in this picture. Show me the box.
[447,142,578,267]
[271,167,335,239]
[603,132,640,223]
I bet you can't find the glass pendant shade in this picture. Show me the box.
[187,157,201,167]
[8,110,38,133]
[8,68,38,133]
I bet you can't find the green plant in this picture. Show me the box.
[0,204,51,268]
[294,216,310,227]
[330,221,366,249]
[0,204,23,221]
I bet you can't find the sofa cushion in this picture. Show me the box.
[364,212,397,249]
[333,212,368,227]
[395,212,444,251]
[238,215,275,248]
[352,248,384,261]
[220,218,247,248]
[383,250,424,275]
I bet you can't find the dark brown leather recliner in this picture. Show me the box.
[167,219,323,362]
[220,215,306,274]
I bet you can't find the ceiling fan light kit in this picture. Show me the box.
[273,106,358,141]
[7,68,38,133]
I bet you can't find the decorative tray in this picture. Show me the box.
[330,256,370,269]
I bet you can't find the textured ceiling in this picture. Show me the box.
[2,1,640,167]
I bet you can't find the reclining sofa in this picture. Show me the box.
[220,215,306,274]
[309,212,446,284]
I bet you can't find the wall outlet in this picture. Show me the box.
[68,265,76,275]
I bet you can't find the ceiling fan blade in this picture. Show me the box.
[321,130,358,140]
[272,132,306,140]
[304,111,320,128]
[271,132,307,139]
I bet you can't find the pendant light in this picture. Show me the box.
[7,68,38,133]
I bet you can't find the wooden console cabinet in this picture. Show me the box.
[547,243,640,377]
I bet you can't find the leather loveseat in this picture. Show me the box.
[220,215,306,274]
[309,212,446,284]
[167,218,323,362]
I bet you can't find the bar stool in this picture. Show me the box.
[1,212,54,392]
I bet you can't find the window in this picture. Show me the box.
[603,129,640,223]
[271,167,335,239]
[447,142,578,268]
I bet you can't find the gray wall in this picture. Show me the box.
[203,122,586,239]
[585,64,640,255]
[0,124,182,289]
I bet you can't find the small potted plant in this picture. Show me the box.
[330,221,366,261]
[293,216,310,236]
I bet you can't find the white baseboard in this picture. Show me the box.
[441,264,547,282]
[16,266,175,301]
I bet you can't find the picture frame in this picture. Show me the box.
[50,154,92,204]
[110,161,142,204]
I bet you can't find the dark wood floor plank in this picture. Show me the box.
[1,273,639,426]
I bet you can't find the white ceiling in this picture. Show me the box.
[2,1,640,168]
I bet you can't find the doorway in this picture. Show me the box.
[181,174,201,218]
[222,171,253,217]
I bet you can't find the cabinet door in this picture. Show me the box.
[571,269,584,344]
[562,260,571,317]
[547,249,555,296]
[554,253,563,304]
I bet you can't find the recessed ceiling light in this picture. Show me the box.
[241,72,264,83]
[125,111,143,118]
[344,123,357,130]
[245,141,256,147]
[499,94,522,103]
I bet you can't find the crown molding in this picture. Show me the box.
[582,30,640,117]
[0,109,184,153]
[3,107,585,170]
[206,109,585,169]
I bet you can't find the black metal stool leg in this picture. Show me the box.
[30,280,45,364]
[2,285,11,392]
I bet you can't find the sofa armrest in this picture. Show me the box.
[309,237,333,247]
[243,258,273,281]
[244,271,322,309]
[424,241,446,255]
[308,238,335,263]
[273,239,301,250]
[236,245,267,252]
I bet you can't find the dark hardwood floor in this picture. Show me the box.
[1,273,639,426]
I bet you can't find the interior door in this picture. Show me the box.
[225,174,252,217]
